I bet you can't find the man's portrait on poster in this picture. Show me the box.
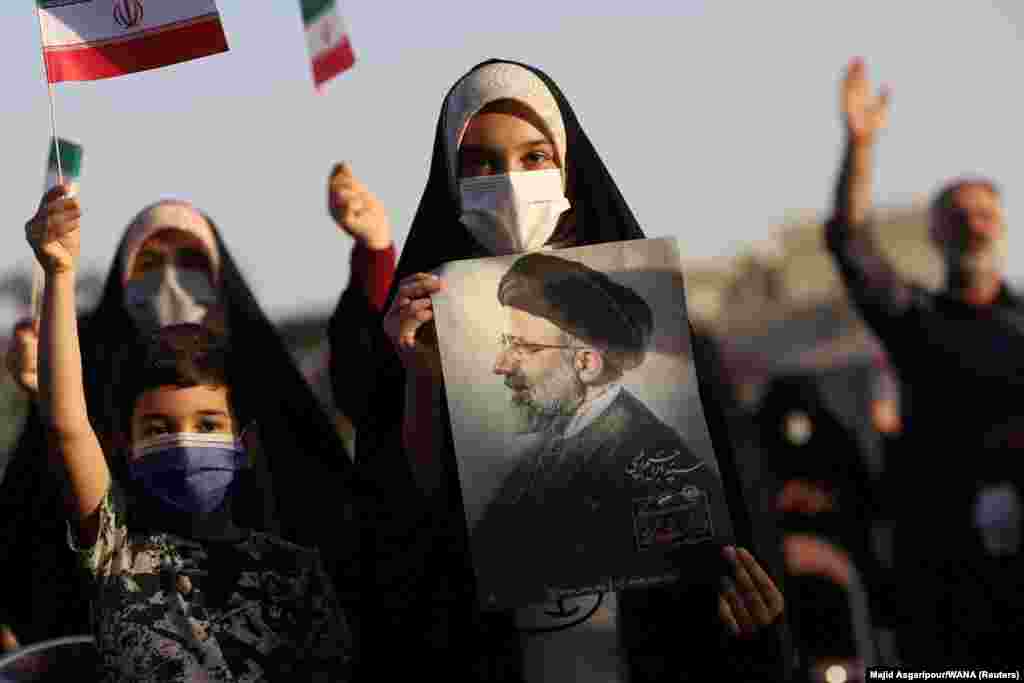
[459,249,722,605]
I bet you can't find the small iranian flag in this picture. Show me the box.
[37,1,229,83]
[301,0,355,90]
[32,136,85,319]
[44,137,84,192]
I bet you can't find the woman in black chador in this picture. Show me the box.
[756,373,878,666]
[0,199,360,646]
[330,59,789,681]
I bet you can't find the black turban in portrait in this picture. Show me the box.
[497,252,654,372]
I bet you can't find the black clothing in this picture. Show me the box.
[756,372,879,664]
[330,59,788,681]
[756,373,878,554]
[497,252,654,370]
[473,389,721,608]
[0,214,358,645]
[826,216,1024,665]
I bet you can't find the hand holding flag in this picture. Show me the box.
[328,162,391,249]
[32,137,83,321]
[26,185,82,276]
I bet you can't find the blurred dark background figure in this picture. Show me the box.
[755,372,881,671]
[827,57,1024,665]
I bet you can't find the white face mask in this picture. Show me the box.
[974,482,1021,557]
[459,169,570,255]
[123,265,218,333]
[783,410,814,446]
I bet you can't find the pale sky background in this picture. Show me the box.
[1,1,1023,327]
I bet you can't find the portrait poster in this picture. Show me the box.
[432,237,735,609]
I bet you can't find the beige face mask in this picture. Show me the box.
[445,64,572,256]
[459,169,570,255]
[123,265,218,334]
[119,201,223,333]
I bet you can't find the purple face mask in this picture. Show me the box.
[128,432,248,515]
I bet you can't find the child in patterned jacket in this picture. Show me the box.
[28,184,352,682]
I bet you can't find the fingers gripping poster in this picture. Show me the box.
[432,238,734,609]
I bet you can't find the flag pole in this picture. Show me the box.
[32,5,64,323]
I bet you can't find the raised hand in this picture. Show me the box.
[328,162,392,250]
[842,57,891,145]
[25,185,81,275]
[0,624,18,652]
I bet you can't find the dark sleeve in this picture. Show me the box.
[352,357,496,678]
[829,217,1024,387]
[685,328,795,681]
[327,273,395,434]
[0,313,106,640]
[690,328,789,583]
[0,404,91,642]
[824,216,921,341]
[327,243,396,434]
[0,405,47,635]
[689,329,753,548]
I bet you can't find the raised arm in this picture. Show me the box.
[832,58,889,227]
[827,58,915,324]
[27,186,109,543]
[326,162,398,433]
[328,161,396,310]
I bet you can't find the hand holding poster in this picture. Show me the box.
[431,238,734,609]
[37,0,229,83]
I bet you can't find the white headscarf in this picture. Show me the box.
[444,62,567,201]
[120,200,221,285]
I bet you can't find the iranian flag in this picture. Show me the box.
[301,0,355,90]
[37,1,229,83]
[44,137,83,192]
[33,137,85,318]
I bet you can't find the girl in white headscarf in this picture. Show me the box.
[331,59,788,682]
